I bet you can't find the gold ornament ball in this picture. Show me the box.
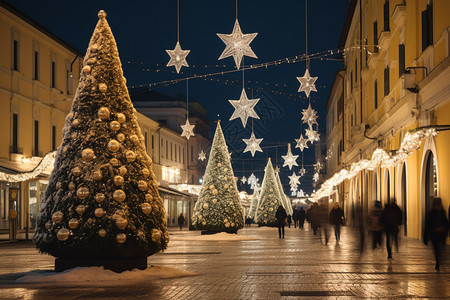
[57,228,70,241]
[77,187,90,199]
[115,217,128,230]
[198,215,203,220]
[68,218,79,229]
[140,202,152,214]
[119,166,127,175]
[116,233,126,243]
[224,222,230,228]
[98,83,107,93]
[94,208,105,218]
[91,44,99,53]
[224,185,229,189]
[76,205,86,215]
[117,113,126,123]
[114,175,124,186]
[117,133,125,142]
[202,220,206,226]
[212,199,217,204]
[95,193,105,203]
[212,189,218,195]
[138,180,148,191]
[97,107,110,120]
[81,148,95,161]
[209,185,215,190]
[110,158,119,166]
[269,188,273,192]
[110,121,121,132]
[130,135,139,144]
[72,166,82,176]
[55,182,62,190]
[233,213,237,216]
[218,163,222,167]
[126,150,137,162]
[151,229,161,242]
[82,65,91,75]
[71,132,77,139]
[231,222,235,227]
[98,10,107,19]
[145,194,153,202]
[45,221,52,229]
[52,211,63,223]
[98,229,107,238]
[113,189,126,203]
[72,119,80,126]
[269,207,273,212]
[203,203,209,210]
[142,168,150,177]
[68,182,75,190]
[93,170,103,181]
[107,140,120,152]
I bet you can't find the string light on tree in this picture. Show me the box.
[243,132,263,157]
[282,143,298,170]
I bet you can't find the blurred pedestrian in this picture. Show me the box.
[369,200,383,249]
[293,208,299,228]
[299,207,306,229]
[287,214,292,228]
[178,213,185,231]
[317,203,330,245]
[329,202,345,243]
[380,200,402,259]
[275,205,287,239]
[307,203,319,235]
[424,197,449,271]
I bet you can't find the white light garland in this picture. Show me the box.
[0,151,56,183]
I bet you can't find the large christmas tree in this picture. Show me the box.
[255,158,285,226]
[275,172,293,216]
[191,121,244,232]
[34,11,168,267]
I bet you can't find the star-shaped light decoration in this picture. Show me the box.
[274,166,280,174]
[229,89,260,127]
[243,132,263,157]
[180,118,195,140]
[314,161,323,172]
[166,41,190,74]
[299,167,306,176]
[289,172,301,186]
[297,189,305,197]
[295,134,309,152]
[282,143,298,170]
[313,172,319,182]
[305,126,320,142]
[241,176,247,184]
[217,19,258,69]
[297,69,318,97]
[290,185,298,193]
[198,150,206,161]
[301,103,318,125]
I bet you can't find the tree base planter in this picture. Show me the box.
[55,257,147,273]
[201,230,237,235]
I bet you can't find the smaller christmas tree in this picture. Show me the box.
[275,172,293,216]
[192,121,244,232]
[247,187,261,220]
[255,158,285,226]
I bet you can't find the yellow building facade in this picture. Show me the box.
[326,0,450,240]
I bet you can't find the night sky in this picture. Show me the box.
[6,0,349,195]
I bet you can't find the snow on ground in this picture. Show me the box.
[172,232,258,241]
[16,265,196,286]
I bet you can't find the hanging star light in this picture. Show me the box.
[297,189,305,197]
[243,132,263,157]
[166,41,190,74]
[180,118,195,140]
[241,176,247,184]
[290,186,298,193]
[198,150,206,161]
[299,167,306,176]
[289,172,301,186]
[314,161,323,172]
[305,126,320,142]
[313,172,319,182]
[282,143,298,170]
[295,134,309,152]
[229,89,260,127]
[301,103,318,125]
[274,166,280,174]
[297,69,318,97]
[217,19,258,69]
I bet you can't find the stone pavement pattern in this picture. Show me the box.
[0,225,448,299]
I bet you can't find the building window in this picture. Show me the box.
[34,120,39,156]
[12,113,18,153]
[422,2,433,51]
[13,40,19,71]
[183,147,185,164]
[374,79,378,109]
[350,71,353,91]
[174,143,177,161]
[51,61,56,88]
[166,140,168,158]
[399,44,405,77]
[373,21,378,53]
[179,146,181,163]
[144,132,148,151]
[354,58,357,85]
[151,135,154,149]
[51,125,56,151]
[66,70,71,94]
[384,66,390,96]
[191,145,194,162]
[33,51,39,80]
[170,142,173,160]
[383,0,390,32]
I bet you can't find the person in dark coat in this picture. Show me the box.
[287,214,292,228]
[292,208,299,228]
[317,203,330,245]
[299,207,306,229]
[424,197,449,271]
[275,205,287,239]
[178,213,185,231]
[380,200,402,259]
[329,202,345,243]
[307,203,319,234]
[369,200,383,249]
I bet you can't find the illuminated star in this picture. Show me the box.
[295,134,309,152]
[243,132,263,157]
[166,41,190,74]
[274,166,280,174]
[282,143,298,170]
[301,103,318,125]
[180,118,195,140]
[313,172,319,182]
[241,176,247,184]
[299,167,306,176]
[305,127,320,142]
[314,161,323,172]
[297,69,318,97]
[229,89,260,127]
[217,19,258,69]
[198,150,206,161]
[289,172,301,186]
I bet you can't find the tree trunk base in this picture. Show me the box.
[55,257,147,273]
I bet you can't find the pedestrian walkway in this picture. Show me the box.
[0,225,448,299]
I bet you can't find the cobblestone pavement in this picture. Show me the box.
[0,225,449,299]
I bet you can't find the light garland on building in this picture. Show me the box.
[312,128,437,200]
[0,151,56,183]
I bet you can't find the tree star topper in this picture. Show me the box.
[297,69,318,97]
[198,150,206,161]
[180,118,195,140]
[217,19,258,69]
[229,89,260,127]
[166,41,190,74]
[282,143,298,170]
[295,134,309,152]
[243,132,263,157]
